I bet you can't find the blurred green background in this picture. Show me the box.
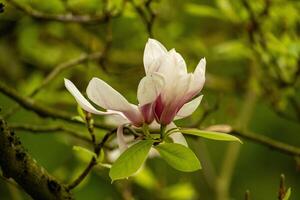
[0,0,299,199]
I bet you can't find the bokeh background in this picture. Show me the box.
[0,0,299,199]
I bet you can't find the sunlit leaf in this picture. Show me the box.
[215,0,240,23]
[213,40,252,60]
[180,129,242,143]
[109,140,153,181]
[283,188,291,200]
[162,183,196,200]
[133,166,157,190]
[73,145,96,163]
[155,143,201,172]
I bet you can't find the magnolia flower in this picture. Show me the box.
[143,39,206,125]
[64,38,205,154]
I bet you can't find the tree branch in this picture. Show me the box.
[6,0,121,24]
[0,118,73,200]
[130,0,156,37]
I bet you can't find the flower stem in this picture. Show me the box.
[160,125,166,140]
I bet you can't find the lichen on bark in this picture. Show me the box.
[0,118,74,200]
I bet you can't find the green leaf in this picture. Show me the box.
[73,146,96,163]
[283,188,291,200]
[109,140,153,181]
[180,129,242,143]
[155,143,201,172]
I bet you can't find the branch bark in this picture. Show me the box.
[0,118,73,200]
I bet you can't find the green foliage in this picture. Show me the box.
[0,0,300,199]
[154,143,201,172]
[109,140,153,181]
[179,129,242,143]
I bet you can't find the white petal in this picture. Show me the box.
[162,73,193,104]
[86,77,132,112]
[143,38,167,74]
[117,124,128,153]
[137,73,165,106]
[190,58,206,93]
[64,79,112,115]
[167,122,188,147]
[173,50,187,75]
[156,50,179,84]
[157,50,187,85]
[175,95,203,120]
[104,113,130,127]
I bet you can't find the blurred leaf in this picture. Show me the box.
[180,128,242,143]
[67,0,103,14]
[133,166,157,190]
[185,3,225,20]
[73,145,96,163]
[18,73,43,95]
[109,140,153,181]
[28,0,66,13]
[155,143,201,172]
[213,40,252,60]
[123,3,138,18]
[215,0,240,23]
[283,188,291,200]
[162,182,196,200]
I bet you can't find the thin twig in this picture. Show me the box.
[67,128,116,190]
[10,123,91,144]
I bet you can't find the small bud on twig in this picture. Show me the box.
[278,174,286,200]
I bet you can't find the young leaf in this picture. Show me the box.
[155,143,201,172]
[77,104,86,120]
[283,188,291,200]
[180,129,242,143]
[109,140,153,182]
